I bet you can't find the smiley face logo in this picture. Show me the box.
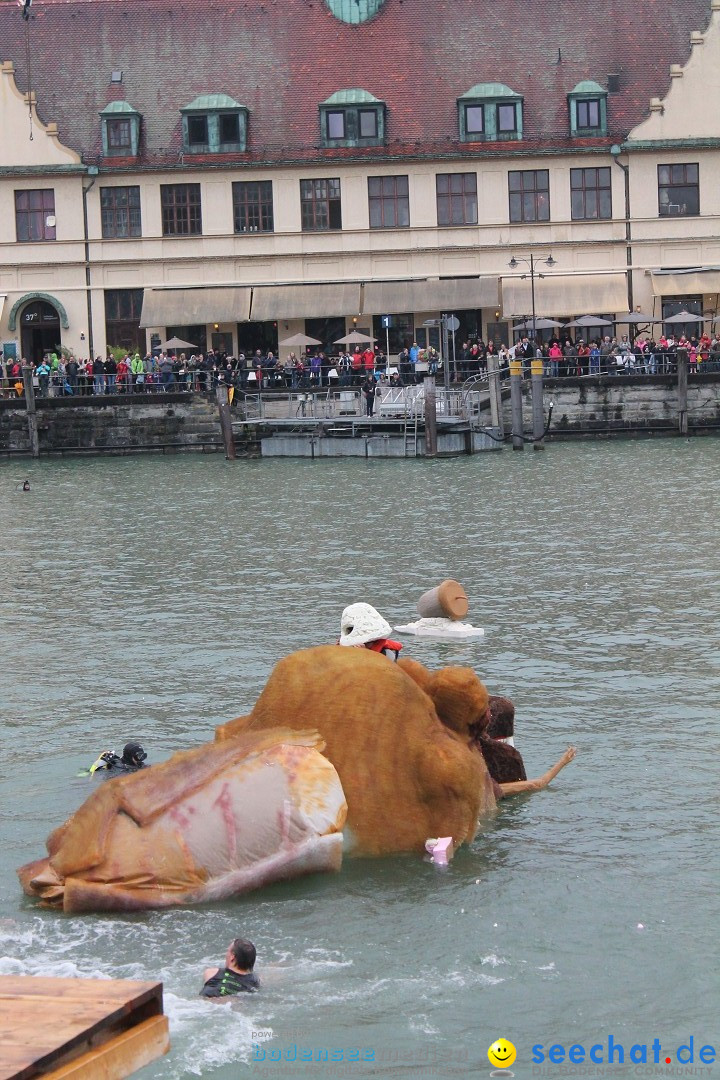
[488,1039,517,1070]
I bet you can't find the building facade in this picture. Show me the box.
[1,0,720,365]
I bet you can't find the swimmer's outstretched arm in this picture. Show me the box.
[498,746,577,798]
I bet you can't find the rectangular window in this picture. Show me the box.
[368,174,410,228]
[300,178,342,231]
[327,111,345,139]
[104,289,144,353]
[576,99,601,129]
[106,118,132,152]
[188,115,208,146]
[658,163,699,216]
[465,105,484,134]
[570,167,612,220]
[359,109,377,138]
[100,186,142,238]
[219,113,240,144]
[497,103,517,133]
[232,180,274,233]
[508,170,550,223]
[436,172,478,226]
[161,183,202,236]
[15,188,56,241]
[104,288,143,322]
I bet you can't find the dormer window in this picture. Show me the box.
[100,101,141,158]
[568,81,608,136]
[319,90,385,147]
[181,94,247,153]
[458,84,523,142]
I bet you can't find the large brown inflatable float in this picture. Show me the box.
[18,729,346,912]
[19,645,573,912]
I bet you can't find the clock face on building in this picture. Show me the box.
[325,0,386,24]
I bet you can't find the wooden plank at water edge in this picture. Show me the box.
[0,976,169,1080]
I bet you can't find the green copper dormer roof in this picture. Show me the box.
[325,0,386,24]
[321,89,382,106]
[459,83,521,100]
[570,80,606,95]
[99,100,140,116]
[181,94,245,112]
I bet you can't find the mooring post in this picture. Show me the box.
[676,347,688,437]
[509,357,524,450]
[216,382,237,460]
[487,354,503,437]
[22,364,40,458]
[424,375,437,457]
[531,356,545,450]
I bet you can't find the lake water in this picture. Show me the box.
[1,440,718,1079]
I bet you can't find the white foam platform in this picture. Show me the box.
[394,618,485,639]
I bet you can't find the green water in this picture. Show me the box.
[1,441,718,1078]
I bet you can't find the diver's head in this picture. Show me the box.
[121,741,147,767]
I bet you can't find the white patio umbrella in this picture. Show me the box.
[512,318,563,332]
[564,315,614,328]
[334,330,377,345]
[279,332,322,347]
[614,311,661,324]
[662,310,707,324]
[159,336,199,350]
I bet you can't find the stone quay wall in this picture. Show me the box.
[518,374,720,438]
[0,395,225,456]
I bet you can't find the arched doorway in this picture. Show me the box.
[20,300,61,364]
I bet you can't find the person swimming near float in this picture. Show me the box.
[86,741,148,778]
[337,602,403,660]
[200,938,260,1000]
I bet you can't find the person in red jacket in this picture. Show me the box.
[351,348,364,385]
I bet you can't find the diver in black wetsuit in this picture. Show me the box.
[200,938,260,1000]
[88,741,148,777]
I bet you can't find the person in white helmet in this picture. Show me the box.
[338,603,403,661]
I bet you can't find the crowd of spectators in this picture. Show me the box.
[468,331,720,378]
[3,331,720,399]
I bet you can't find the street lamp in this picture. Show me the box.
[507,254,555,344]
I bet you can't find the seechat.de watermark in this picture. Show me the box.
[531,1037,717,1068]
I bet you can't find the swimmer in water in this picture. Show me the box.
[200,938,260,999]
[22,480,30,491]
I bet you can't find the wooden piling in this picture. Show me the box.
[531,357,546,450]
[22,365,40,458]
[424,375,437,457]
[509,358,524,450]
[216,382,237,460]
[676,347,688,436]
[487,354,503,436]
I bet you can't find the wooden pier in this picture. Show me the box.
[0,976,169,1080]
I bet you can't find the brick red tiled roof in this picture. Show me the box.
[0,0,711,168]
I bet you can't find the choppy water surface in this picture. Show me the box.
[1,441,719,1079]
